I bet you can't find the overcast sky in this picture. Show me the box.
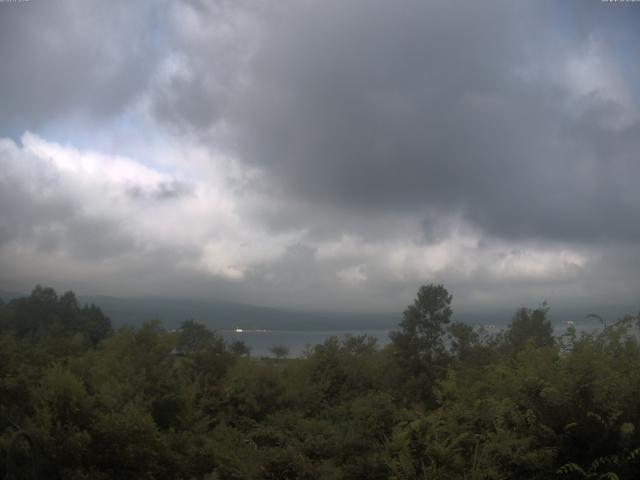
[1,0,639,314]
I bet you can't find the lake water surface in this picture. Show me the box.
[220,329,391,357]
[220,322,602,358]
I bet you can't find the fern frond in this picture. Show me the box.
[557,462,587,477]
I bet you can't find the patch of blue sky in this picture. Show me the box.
[34,110,184,178]
[550,1,640,109]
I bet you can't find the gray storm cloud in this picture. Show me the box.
[0,0,165,129]
[226,0,640,242]
[139,0,640,243]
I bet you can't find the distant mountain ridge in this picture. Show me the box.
[0,289,26,302]
[79,294,401,331]
[0,289,397,331]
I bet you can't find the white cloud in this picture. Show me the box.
[337,264,368,287]
[0,133,303,283]
[312,225,589,289]
[489,248,586,280]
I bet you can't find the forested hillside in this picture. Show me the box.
[1,285,639,479]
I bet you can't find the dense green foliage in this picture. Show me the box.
[1,285,639,479]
